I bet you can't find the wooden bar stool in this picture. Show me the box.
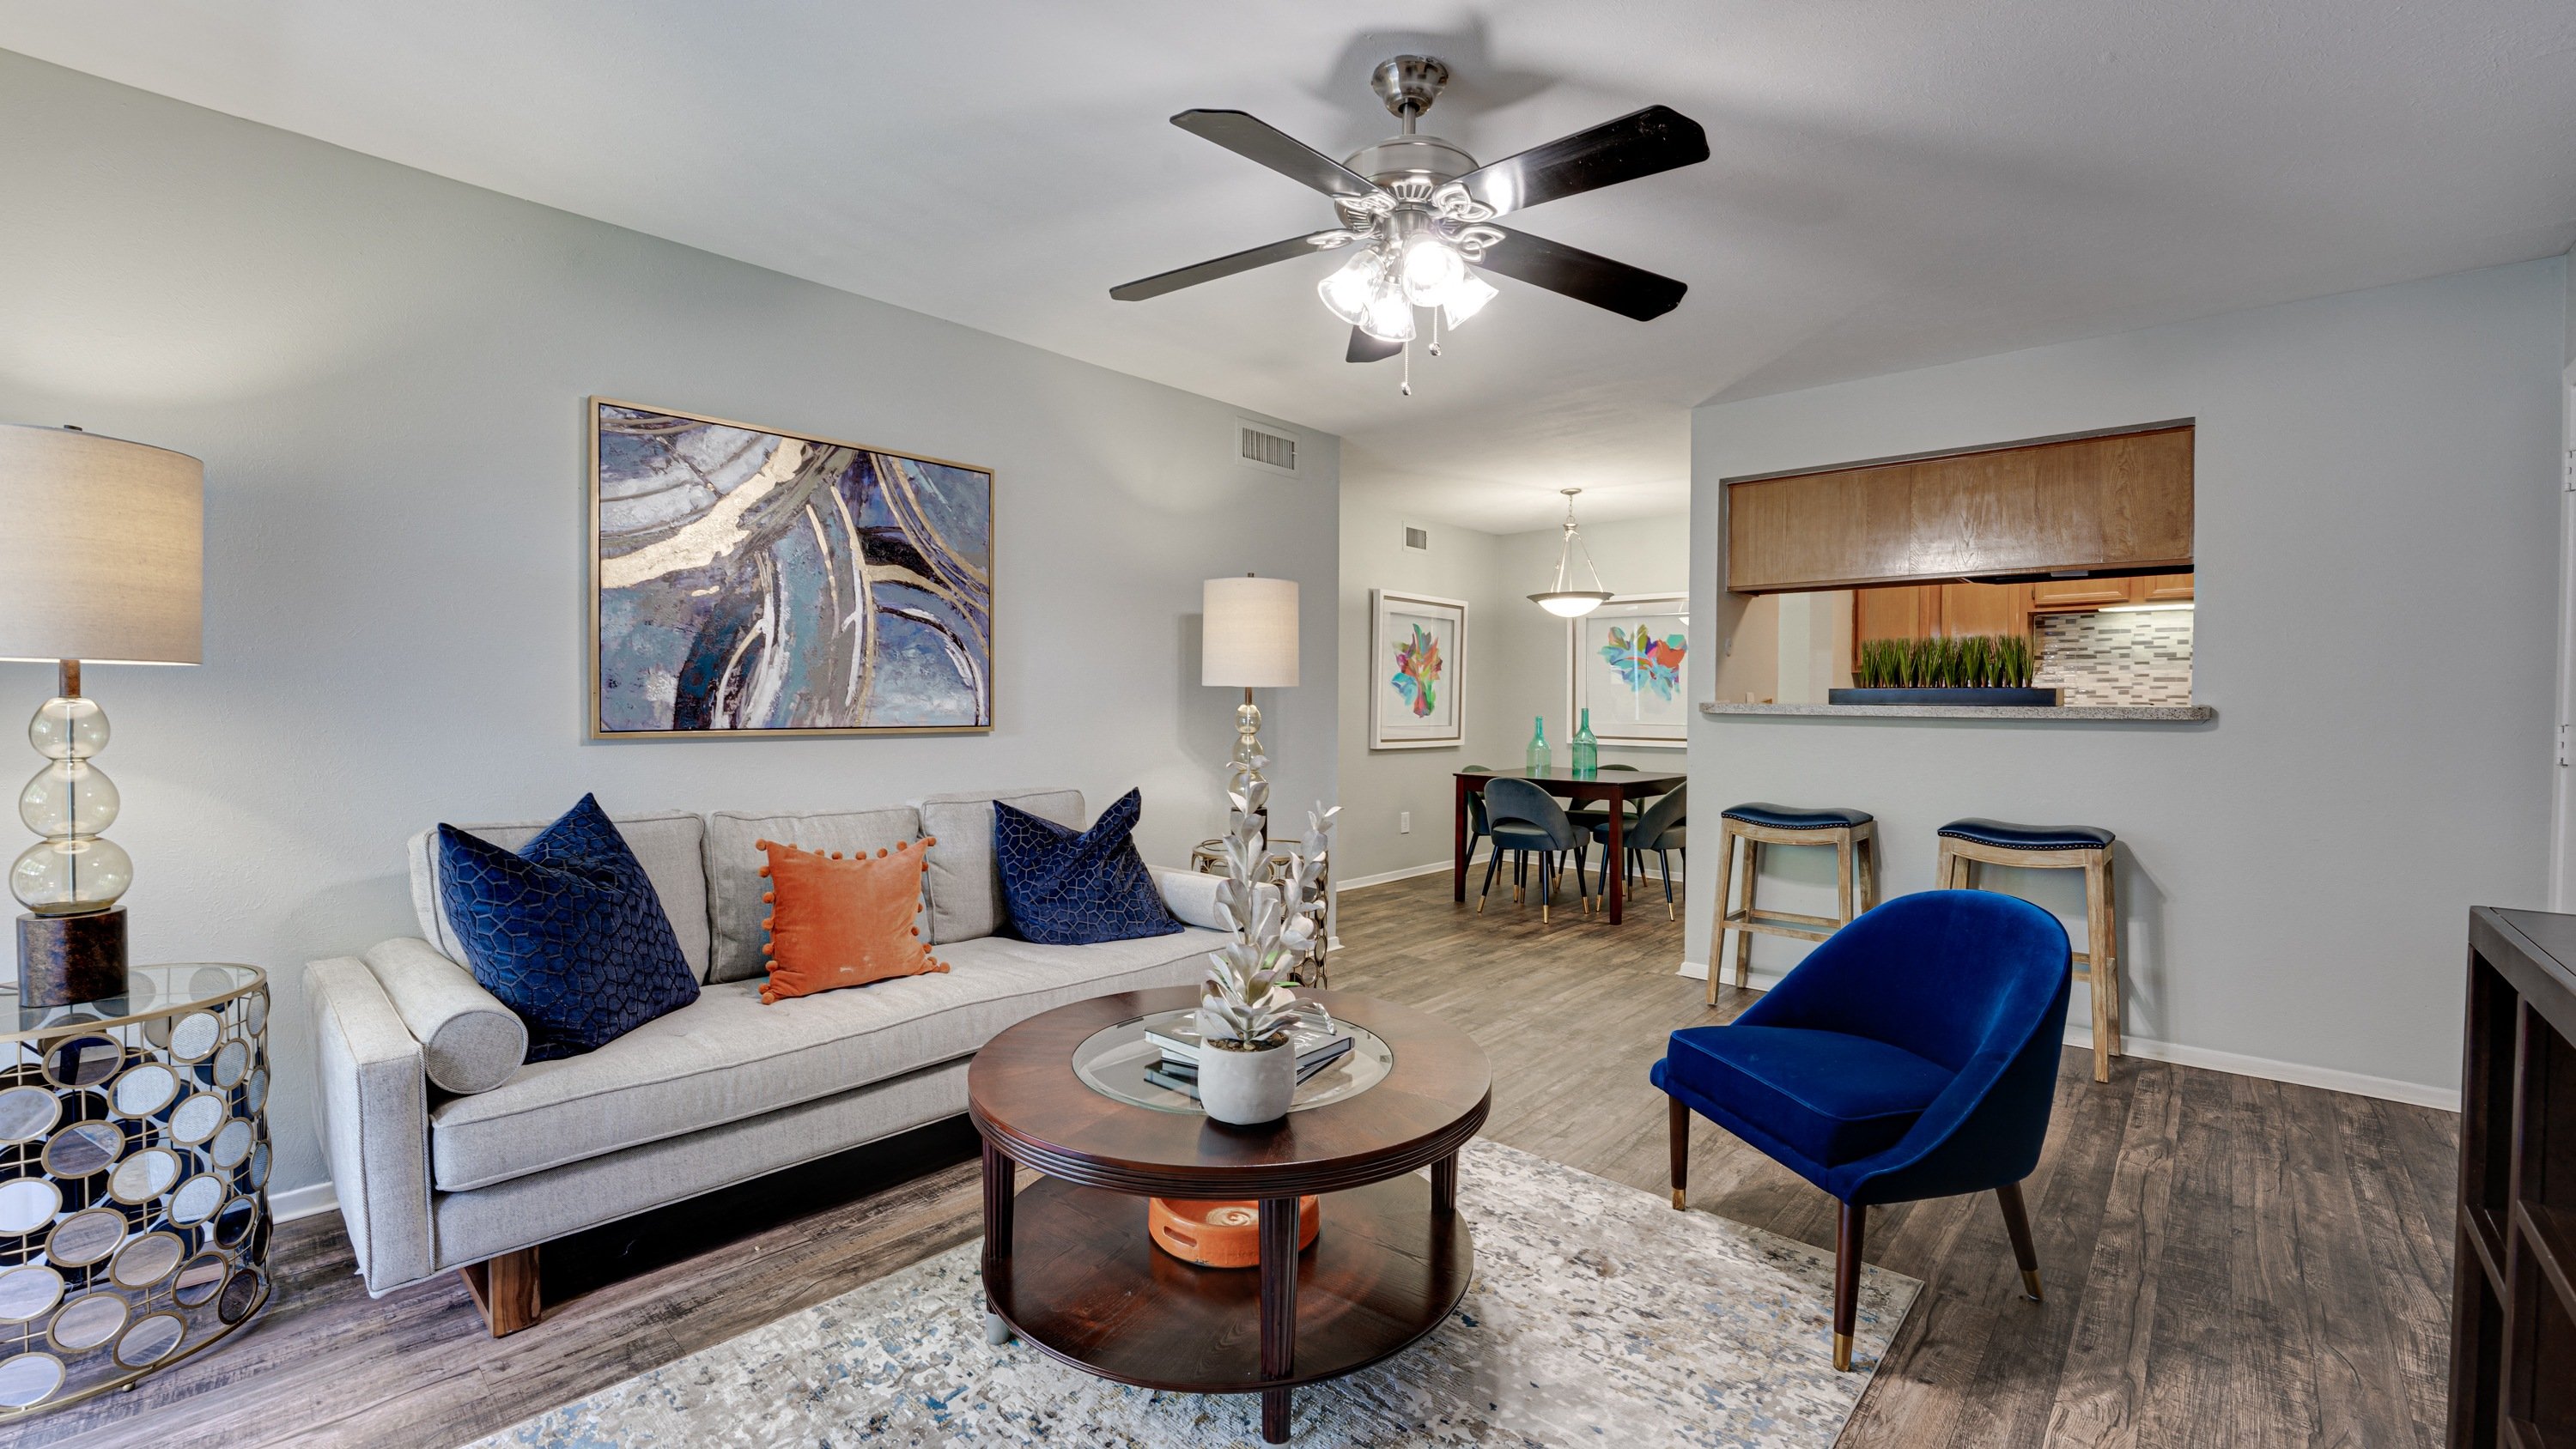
[1710,803,1878,1003]
[1935,818,2122,1082]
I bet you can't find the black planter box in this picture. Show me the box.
[1826,687,2062,706]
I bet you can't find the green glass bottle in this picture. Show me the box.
[1571,708,1599,779]
[1526,716,1550,775]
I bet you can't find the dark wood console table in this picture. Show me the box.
[2451,906,2576,1446]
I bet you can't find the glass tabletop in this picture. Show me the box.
[1072,1007,1394,1115]
[0,962,264,1041]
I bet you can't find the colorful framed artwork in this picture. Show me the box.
[1571,593,1689,748]
[589,397,993,738]
[1369,589,1467,750]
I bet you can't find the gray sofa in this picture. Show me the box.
[305,786,1222,1330]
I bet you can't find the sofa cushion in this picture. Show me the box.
[410,809,711,983]
[1662,1024,1954,1167]
[995,790,1182,946]
[706,806,923,984]
[918,788,1084,944]
[434,795,701,1062]
[428,925,1218,1191]
[753,837,946,1003]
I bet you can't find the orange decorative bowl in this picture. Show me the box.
[1147,1195,1320,1268]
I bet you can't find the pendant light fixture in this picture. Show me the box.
[1528,488,1616,618]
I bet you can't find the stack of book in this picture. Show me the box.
[1142,1022,1354,1101]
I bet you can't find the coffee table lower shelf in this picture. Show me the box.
[986,1171,1473,1401]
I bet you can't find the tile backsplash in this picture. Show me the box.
[2034,609,2193,706]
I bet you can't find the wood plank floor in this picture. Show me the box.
[25,867,2457,1447]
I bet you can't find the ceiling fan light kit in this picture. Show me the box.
[1110,54,1710,393]
[1529,488,1618,618]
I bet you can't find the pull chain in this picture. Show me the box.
[1400,338,1412,397]
[1428,310,1442,358]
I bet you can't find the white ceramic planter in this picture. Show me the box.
[1198,1037,1296,1125]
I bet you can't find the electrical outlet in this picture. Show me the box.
[1399,810,1412,834]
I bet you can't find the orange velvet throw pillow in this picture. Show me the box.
[753,837,948,1004]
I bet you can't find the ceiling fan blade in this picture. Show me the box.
[1110,230,1359,302]
[1173,110,1385,202]
[1452,106,1710,217]
[1346,326,1403,363]
[1472,227,1686,321]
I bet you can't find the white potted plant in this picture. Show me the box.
[1197,759,1337,1126]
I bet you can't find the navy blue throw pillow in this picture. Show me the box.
[437,795,700,1062]
[994,789,1182,946]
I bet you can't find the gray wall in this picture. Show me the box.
[1689,257,2567,1100]
[1334,490,1510,883]
[0,52,1341,1198]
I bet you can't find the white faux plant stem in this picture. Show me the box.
[1200,756,1336,1047]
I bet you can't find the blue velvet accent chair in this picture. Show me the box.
[1653,888,2072,1369]
[1478,777,1593,923]
[1589,783,1686,919]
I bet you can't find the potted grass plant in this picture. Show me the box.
[1196,757,1338,1125]
[1829,634,2058,706]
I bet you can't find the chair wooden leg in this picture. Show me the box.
[1858,834,1880,910]
[1708,829,1739,1005]
[1668,1095,1689,1209]
[1832,1202,1864,1371]
[2101,854,2125,1059]
[2083,856,2113,1082]
[1734,843,1760,989]
[1996,1181,2044,1301]
[460,1246,542,1337]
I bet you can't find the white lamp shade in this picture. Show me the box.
[0,424,203,665]
[1202,576,1299,688]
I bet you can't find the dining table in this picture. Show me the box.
[1454,767,1686,925]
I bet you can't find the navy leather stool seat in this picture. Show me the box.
[1712,804,1879,1000]
[1721,803,1874,831]
[1936,818,2114,852]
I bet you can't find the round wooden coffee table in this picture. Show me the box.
[968,987,1489,1445]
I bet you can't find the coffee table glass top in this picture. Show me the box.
[1072,1008,1394,1115]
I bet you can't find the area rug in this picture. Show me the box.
[471,1139,1917,1448]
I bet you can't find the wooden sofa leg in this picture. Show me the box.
[1996,1181,2044,1301]
[1832,1202,1864,1371]
[460,1246,542,1337]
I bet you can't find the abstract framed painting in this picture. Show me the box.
[1571,592,1688,748]
[1369,590,1467,750]
[588,398,993,738]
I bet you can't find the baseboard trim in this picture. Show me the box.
[272,1180,339,1223]
[1674,959,2457,1111]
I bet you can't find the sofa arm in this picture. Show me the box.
[307,954,437,1294]
[362,937,525,1094]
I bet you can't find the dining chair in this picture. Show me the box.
[1461,765,1496,868]
[1654,889,2072,1370]
[1479,777,1594,923]
[1566,762,1646,830]
[1590,784,1686,918]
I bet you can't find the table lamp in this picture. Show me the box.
[1201,574,1299,785]
[0,423,204,1007]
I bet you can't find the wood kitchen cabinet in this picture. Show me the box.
[2028,572,2194,610]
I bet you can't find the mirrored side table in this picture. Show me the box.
[0,964,271,1417]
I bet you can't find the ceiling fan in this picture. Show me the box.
[1110,56,1710,384]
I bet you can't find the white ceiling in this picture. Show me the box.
[4,2,2573,531]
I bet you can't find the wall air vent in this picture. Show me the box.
[1402,524,1430,552]
[1236,418,1299,476]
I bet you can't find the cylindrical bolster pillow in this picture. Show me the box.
[361,937,528,1094]
[1150,866,1284,933]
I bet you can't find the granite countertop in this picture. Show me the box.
[1699,701,2215,723]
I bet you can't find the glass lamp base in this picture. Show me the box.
[15,906,126,1007]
